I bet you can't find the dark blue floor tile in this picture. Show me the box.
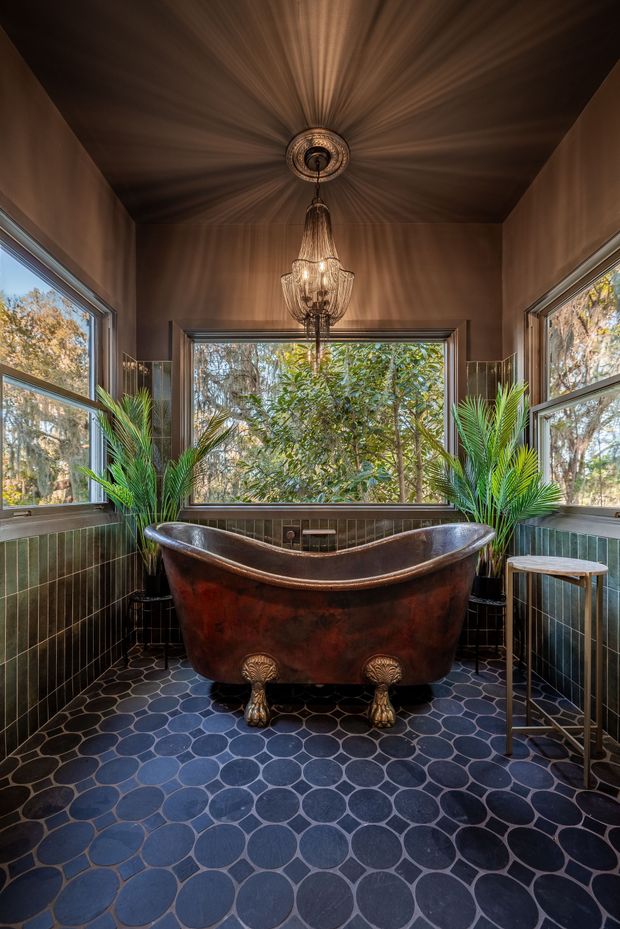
[394,788,439,823]
[577,791,620,826]
[54,758,98,784]
[304,759,342,786]
[210,787,255,822]
[559,826,618,870]
[485,790,534,825]
[534,874,603,929]
[427,760,468,788]
[0,821,43,863]
[177,757,219,786]
[176,871,235,928]
[262,759,302,786]
[1,656,617,929]
[163,786,207,821]
[39,822,94,864]
[115,868,177,926]
[89,822,144,866]
[300,824,348,868]
[298,872,353,929]
[221,758,261,786]
[593,874,620,921]
[349,788,393,823]
[404,824,456,869]
[23,786,74,819]
[346,759,384,787]
[256,787,300,822]
[247,824,297,868]
[303,787,347,823]
[194,823,245,868]
[455,825,509,870]
[54,869,119,925]
[96,757,139,785]
[358,871,415,929]
[508,826,565,872]
[416,873,476,929]
[0,867,62,924]
[353,823,402,868]
[69,786,119,820]
[440,789,487,825]
[116,785,164,820]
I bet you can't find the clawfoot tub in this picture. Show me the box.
[145,522,494,728]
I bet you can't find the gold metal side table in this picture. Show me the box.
[505,555,608,788]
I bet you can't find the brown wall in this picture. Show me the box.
[137,221,502,361]
[0,29,136,357]
[503,63,620,364]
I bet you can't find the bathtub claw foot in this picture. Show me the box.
[242,654,278,727]
[364,656,402,729]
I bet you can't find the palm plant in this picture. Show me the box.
[82,387,233,579]
[420,382,561,578]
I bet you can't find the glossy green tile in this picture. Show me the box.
[17,539,29,591]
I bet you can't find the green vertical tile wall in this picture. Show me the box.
[0,521,138,758]
[515,522,620,743]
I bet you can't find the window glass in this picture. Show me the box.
[0,244,93,397]
[547,261,620,399]
[540,385,620,507]
[2,380,95,507]
[192,340,446,504]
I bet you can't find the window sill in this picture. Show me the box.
[523,512,620,540]
[181,504,457,521]
[0,505,119,542]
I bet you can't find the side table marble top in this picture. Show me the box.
[507,555,608,577]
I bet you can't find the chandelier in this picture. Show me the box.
[281,129,354,367]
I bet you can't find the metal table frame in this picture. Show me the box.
[463,594,506,674]
[505,556,607,788]
[123,592,176,670]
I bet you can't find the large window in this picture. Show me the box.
[191,338,448,505]
[0,232,106,513]
[532,256,620,509]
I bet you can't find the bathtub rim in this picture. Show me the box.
[145,521,495,591]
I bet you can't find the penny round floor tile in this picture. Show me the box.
[115,868,177,926]
[0,655,617,929]
[176,871,235,928]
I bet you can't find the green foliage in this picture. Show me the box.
[1,287,91,506]
[420,382,561,577]
[193,341,446,504]
[546,266,620,505]
[82,387,233,574]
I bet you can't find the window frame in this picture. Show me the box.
[527,234,620,517]
[0,215,115,527]
[174,321,466,517]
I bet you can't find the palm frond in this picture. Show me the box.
[81,392,232,574]
[424,381,560,576]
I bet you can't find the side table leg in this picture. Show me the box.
[123,603,130,668]
[583,575,593,789]
[595,575,603,757]
[505,564,514,755]
[526,573,533,725]
[164,604,170,671]
[475,601,480,676]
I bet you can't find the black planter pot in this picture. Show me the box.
[471,574,503,601]
[143,566,169,598]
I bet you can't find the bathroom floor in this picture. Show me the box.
[0,655,619,929]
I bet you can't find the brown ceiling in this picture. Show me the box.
[1,0,618,225]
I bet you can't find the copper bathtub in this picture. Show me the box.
[145,521,494,728]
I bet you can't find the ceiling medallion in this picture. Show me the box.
[281,129,354,370]
[286,128,350,183]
